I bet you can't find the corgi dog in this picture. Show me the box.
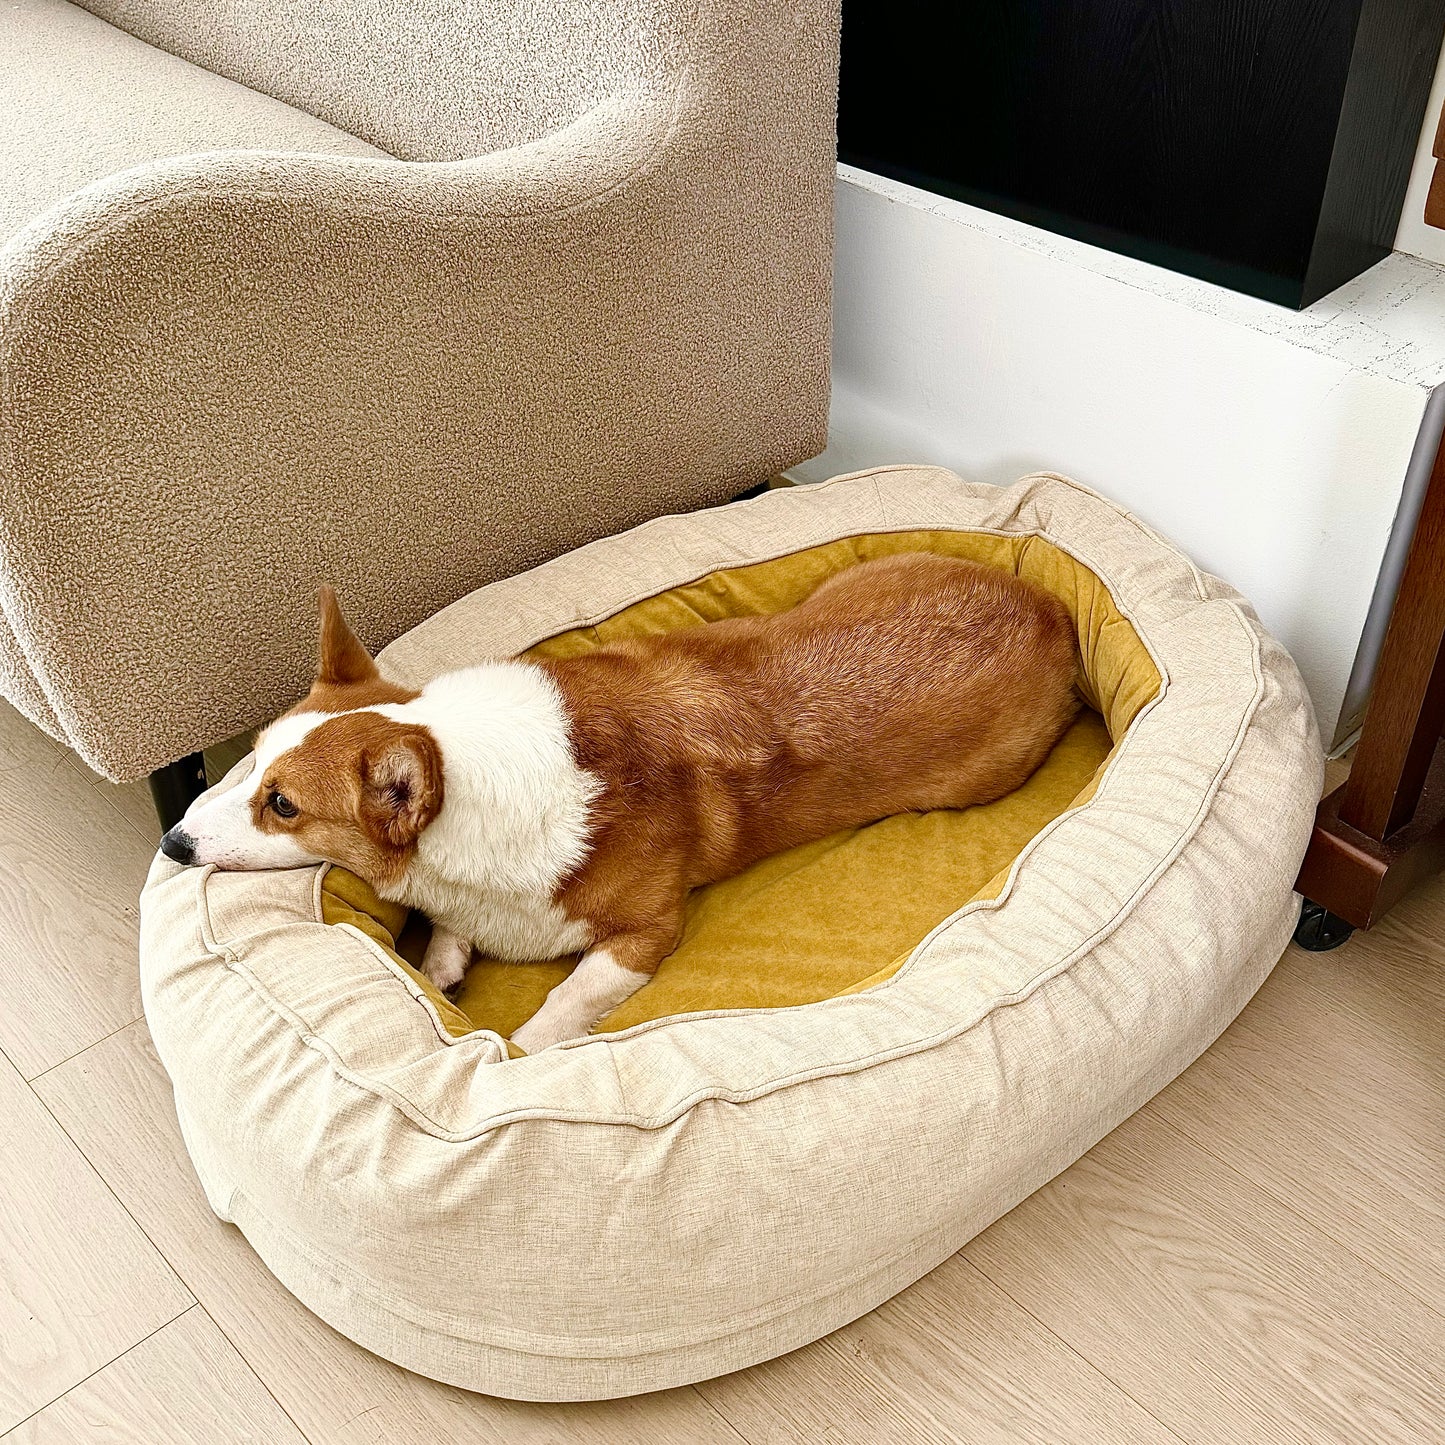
[162,556,1080,1052]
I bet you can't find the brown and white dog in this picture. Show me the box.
[162,556,1080,1051]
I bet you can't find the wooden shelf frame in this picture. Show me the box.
[1297,414,1445,928]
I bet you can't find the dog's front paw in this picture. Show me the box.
[510,1013,588,1054]
[421,928,471,993]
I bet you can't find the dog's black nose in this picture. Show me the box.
[159,827,197,865]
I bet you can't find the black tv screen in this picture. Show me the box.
[838,0,1445,307]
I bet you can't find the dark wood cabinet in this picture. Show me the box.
[1296,423,1445,939]
[839,1,1445,307]
[1426,103,1445,227]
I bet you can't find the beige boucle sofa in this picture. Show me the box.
[0,0,839,785]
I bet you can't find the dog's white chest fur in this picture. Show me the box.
[400,862,595,960]
[372,663,600,961]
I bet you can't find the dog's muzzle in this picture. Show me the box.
[159,827,197,865]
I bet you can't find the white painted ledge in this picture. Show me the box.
[797,165,1445,743]
[828,166,1445,390]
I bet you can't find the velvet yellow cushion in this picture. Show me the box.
[321,530,1160,1047]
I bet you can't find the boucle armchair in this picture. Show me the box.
[0,0,839,815]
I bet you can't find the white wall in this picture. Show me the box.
[796,172,1445,743]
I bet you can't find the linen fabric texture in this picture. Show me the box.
[139,468,1322,1400]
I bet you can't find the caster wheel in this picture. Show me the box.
[1294,900,1355,952]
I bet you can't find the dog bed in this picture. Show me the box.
[139,467,1322,1401]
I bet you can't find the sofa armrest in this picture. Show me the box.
[71,0,696,162]
[0,47,832,778]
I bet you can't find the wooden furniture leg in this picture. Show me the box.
[1295,418,1445,945]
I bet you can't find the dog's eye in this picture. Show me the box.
[270,792,299,819]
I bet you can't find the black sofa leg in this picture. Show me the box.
[149,753,207,832]
[730,480,772,502]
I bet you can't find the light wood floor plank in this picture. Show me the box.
[0,703,152,1078]
[12,700,1444,1441]
[66,760,162,848]
[60,726,257,851]
[204,733,256,784]
[3,1307,305,1444]
[34,1022,745,1445]
[1322,751,1351,796]
[0,1052,193,1433]
[964,1105,1445,1444]
[1151,922,1445,1316]
[698,1253,1179,1444]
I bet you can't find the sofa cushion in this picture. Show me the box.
[0,0,387,248]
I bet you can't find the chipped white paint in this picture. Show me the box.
[795,165,1445,740]
[837,166,1445,389]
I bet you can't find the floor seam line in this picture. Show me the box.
[0,1305,198,1438]
[958,1254,1192,1443]
[26,1012,147,1085]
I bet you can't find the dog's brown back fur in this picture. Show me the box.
[540,554,1080,971]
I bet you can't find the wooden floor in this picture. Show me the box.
[1,701,1442,1444]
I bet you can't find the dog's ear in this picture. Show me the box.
[360,728,443,849]
[316,585,378,687]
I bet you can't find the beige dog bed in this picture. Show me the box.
[140,467,1321,1400]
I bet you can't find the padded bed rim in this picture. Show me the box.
[172,474,1262,1135]
[138,466,1322,1400]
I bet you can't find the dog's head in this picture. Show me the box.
[159,588,443,886]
